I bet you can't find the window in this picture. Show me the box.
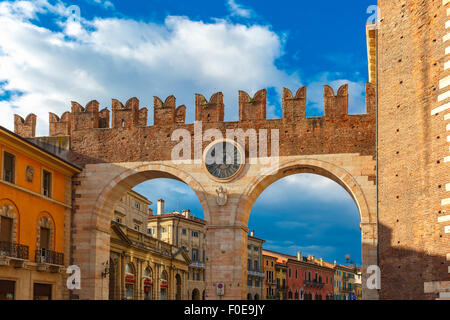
[202,250,205,263]
[115,217,122,224]
[3,152,15,184]
[247,259,252,270]
[134,202,140,210]
[192,231,199,237]
[42,170,52,197]
[192,248,199,262]
[288,268,291,278]
[134,225,139,232]
[295,269,298,279]
[247,279,252,286]
[255,280,260,287]
[254,246,258,252]
[254,260,258,271]
[182,228,187,235]
[0,216,12,243]
[40,227,50,250]
[161,227,166,233]
[148,228,155,235]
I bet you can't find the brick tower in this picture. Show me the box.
[377,0,450,299]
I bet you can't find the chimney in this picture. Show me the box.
[157,199,164,215]
[320,258,324,266]
[297,252,301,261]
[250,230,255,237]
[182,209,191,219]
[334,260,337,266]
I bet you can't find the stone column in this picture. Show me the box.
[361,222,379,300]
[205,225,248,300]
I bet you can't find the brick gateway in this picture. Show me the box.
[15,84,378,299]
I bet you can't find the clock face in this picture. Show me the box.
[205,141,243,180]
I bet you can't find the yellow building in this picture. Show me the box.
[262,250,288,300]
[334,264,357,300]
[275,262,287,300]
[0,126,80,300]
[147,199,207,300]
[263,254,277,300]
[247,231,264,300]
[113,190,152,233]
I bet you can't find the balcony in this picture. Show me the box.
[247,268,264,278]
[265,278,276,285]
[35,248,64,272]
[0,242,29,267]
[304,280,325,288]
[189,261,206,269]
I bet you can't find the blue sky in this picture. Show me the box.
[0,0,375,265]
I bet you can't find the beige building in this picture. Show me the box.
[108,221,190,300]
[110,193,190,300]
[113,190,153,233]
[246,231,264,300]
[147,199,207,300]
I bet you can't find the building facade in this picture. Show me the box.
[247,231,264,300]
[108,221,190,300]
[0,126,80,300]
[113,190,152,233]
[334,264,357,300]
[287,255,334,300]
[147,199,207,300]
[263,254,277,299]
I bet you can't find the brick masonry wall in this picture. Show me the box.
[47,84,377,167]
[378,0,450,299]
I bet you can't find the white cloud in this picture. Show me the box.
[0,0,300,135]
[226,0,253,18]
[257,173,353,205]
[90,0,115,10]
[264,241,337,259]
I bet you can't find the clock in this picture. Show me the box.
[204,140,244,181]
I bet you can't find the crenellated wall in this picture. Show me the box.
[13,83,376,166]
[14,113,36,138]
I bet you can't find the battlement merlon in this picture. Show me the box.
[12,83,376,137]
[14,113,36,138]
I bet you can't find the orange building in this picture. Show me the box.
[0,126,80,300]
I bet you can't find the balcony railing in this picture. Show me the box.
[304,280,325,288]
[189,261,206,269]
[35,248,64,266]
[247,268,264,278]
[0,241,29,260]
[265,278,276,284]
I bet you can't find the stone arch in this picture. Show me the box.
[0,199,19,244]
[235,156,377,300]
[192,288,200,300]
[92,162,211,231]
[72,162,211,300]
[237,157,375,225]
